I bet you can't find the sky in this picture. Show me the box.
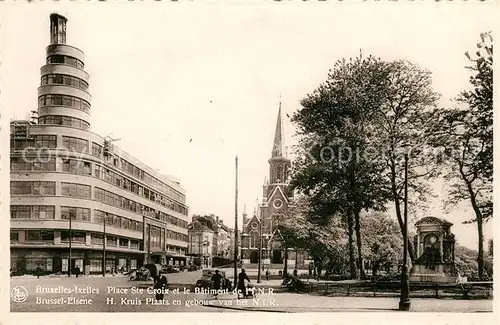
[1,2,496,250]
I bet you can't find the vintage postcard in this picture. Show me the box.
[0,0,497,324]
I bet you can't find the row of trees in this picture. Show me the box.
[281,203,404,278]
[279,33,492,279]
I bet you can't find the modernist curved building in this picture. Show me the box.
[10,14,189,275]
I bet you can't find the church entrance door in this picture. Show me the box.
[250,251,259,264]
[271,250,282,264]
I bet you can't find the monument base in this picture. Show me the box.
[410,274,457,283]
[410,264,457,283]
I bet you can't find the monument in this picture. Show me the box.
[410,217,458,283]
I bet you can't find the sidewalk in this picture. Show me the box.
[253,279,283,288]
[11,273,128,279]
[203,292,493,313]
[250,278,366,291]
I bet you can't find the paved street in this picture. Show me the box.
[10,273,492,313]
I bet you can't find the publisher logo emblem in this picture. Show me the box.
[11,286,28,303]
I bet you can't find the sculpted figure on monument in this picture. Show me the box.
[443,233,455,263]
[417,246,441,270]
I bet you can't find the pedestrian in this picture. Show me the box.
[211,270,223,299]
[236,268,250,299]
[154,272,168,300]
[75,266,80,278]
[36,264,42,279]
[293,269,298,277]
[265,269,270,281]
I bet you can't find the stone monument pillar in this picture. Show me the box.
[410,217,458,283]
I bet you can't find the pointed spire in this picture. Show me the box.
[271,98,285,158]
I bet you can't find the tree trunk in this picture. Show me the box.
[283,244,288,278]
[347,212,357,279]
[390,161,415,262]
[354,209,366,280]
[459,162,485,279]
[476,218,484,279]
[372,262,379,280]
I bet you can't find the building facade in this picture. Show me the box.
[187,215,234,268]
[187,216,215,268]
[228,228,239,262]
[215,221,231,259]
[240,104,309,269]
[10,14,189,275]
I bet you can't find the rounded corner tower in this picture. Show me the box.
[37,13,91,130]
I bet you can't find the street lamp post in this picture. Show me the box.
[202,239,209,268]
[399,145,411,311]
[234,156,239,287]
[198,234,202,267]
[148,224,151,264]
[103,214,107,276]
[283,243,288,278]
[68,214,72,277]
[257,216,264,283]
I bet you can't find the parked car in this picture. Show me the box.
[165,265,179,273]
[195,269,232,290]
[188,265,199,272]
[131,266,151,281]
[195,277,211,289]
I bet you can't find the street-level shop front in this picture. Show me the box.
[11,248,145,275]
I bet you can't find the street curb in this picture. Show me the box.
[203,304,288,313]
[203,304,402,313]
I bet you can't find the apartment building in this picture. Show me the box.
[10,13,189,275]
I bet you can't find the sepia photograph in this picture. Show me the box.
[0,0,496,321]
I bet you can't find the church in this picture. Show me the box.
[240,104,310,270]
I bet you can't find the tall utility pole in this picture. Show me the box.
[233,155,239,287]
[68,214,72,277]
[257,211,264,283]
[103,214,107,276]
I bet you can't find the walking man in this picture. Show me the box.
[154,272,168,300]
[75,266,80,278]
[211,270,223,299]
[36,264,42,279]
[237,268,250,299]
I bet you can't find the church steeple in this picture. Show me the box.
[268,100,291,185]
[271,101,285,158]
